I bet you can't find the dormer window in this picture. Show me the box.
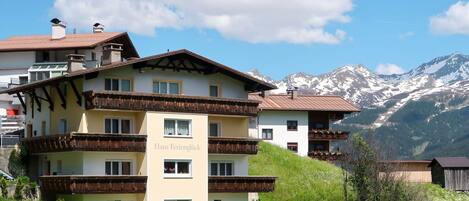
[105,78,132,92]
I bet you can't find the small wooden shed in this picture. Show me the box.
[429,157,469,191]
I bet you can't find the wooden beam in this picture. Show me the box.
[55,85,66,109]
[16,92,26,115]
[69,80,82,106]
[41,87,54,111]
[32,90,41,112]
[85,72,99,80]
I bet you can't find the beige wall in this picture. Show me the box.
[49,79,85,134]
[208,116,249,138]
[83,110,145,134]
[144,112,208,201]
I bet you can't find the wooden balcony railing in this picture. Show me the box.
[84,91,259,116]
[22,133,146,153]
[208,176,276,193]
[308,151,344,161]
[308,130,349,140]
[40,176,147,194]
[208,137,259,154]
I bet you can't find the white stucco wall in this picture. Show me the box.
[82,152,139,175]
[208,155,249,175]
[0,51,35,68]
[257,110,309,156]
[40,152,84,175]
[83,66,248,99]
[209,193,249,201]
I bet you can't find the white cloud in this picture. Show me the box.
[52,0,353,44]
[430,1,469,35]
[399,31,415,39]
[375,63,405,75]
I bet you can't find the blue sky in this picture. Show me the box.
[1,0,468,79]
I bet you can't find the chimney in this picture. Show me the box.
[261,90,270,98]
[93,23,104,33]
[67,54,85,72]
[102,43,123,66]
[286,87,298,99]
[51,18,66,40]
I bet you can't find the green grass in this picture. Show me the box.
[423,183,469,201]
[249,142,346,201]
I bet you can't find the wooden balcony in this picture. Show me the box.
[22,133,146,154]
[84,91,259,116]
[208,137,259,154]
[308,151,344,161]
[208,176,276,193]
[40,176,147,194]
[308,130,349,140]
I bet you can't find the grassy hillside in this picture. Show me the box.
[249,142,469,201]
[249,142,346,201]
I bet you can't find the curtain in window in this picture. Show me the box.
[164,162,176,173]
[177,120,190,136]
[164,120,175,135]
[169,83,179,94]
[177,162,190,174]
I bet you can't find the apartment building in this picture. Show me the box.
[0,19,138,134]
[249,89,360,161]
[1,35,277,201]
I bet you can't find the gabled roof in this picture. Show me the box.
[0,49,276,94]
[0,32,139,58]
[429,157,469,168]
[249,93,360,112]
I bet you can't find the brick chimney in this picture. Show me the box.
[67,54,85,72]
[93,23,104,33]
[51,18,66,40]
[286,87,298,99]
[102,43,123,66]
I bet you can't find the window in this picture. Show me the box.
[58,119,67,134]
[91,52,96,61]
[209,122,220,137]
[105,160,132,175]
[153,81,180,94]
[105,118,132,134]
[262,129,273,140]
[56,160,62,174]
[209,85,220,97]
[209,161,233,176]
[287,120,298,131]
[41,121,46,136]
[164,160,191,177]
[164,119,191,137]
[105,78,132,92]
[287,142,298,153]
[164,200,192,201]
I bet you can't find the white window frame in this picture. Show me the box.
[163,119,192,137]
[104,117,134,134]
[105,159,133,175]
[208,121,222,137]
[209,160,234,176]
[261,128,273,140]
[163,159,192,178]
[153,80,181,95]
[209,84,221,97]
[105,78,132,92]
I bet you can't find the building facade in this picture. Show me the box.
[249,90,359,161]
[2,41,277,200]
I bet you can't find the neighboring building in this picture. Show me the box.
[0,19,138,134]
[429,157,469,191]
[379,160,432,183]
[249,89,360,160]
[1,45,277,200]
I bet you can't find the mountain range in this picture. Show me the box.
[248,53,469,159]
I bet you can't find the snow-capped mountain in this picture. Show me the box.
[248,53,469,159]
[247,53,469,107]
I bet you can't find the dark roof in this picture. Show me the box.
[0,49,276,94]
[249,93,360,112]
[0,32,139,58]
[429,157,469,168]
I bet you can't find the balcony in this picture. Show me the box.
[208,176,276,193]
[40,176,147,194]
[22,133,147,154]
[84,91,259,116]
[308,130,349,140]
[308,151,344,161]
[208,137,259,154]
